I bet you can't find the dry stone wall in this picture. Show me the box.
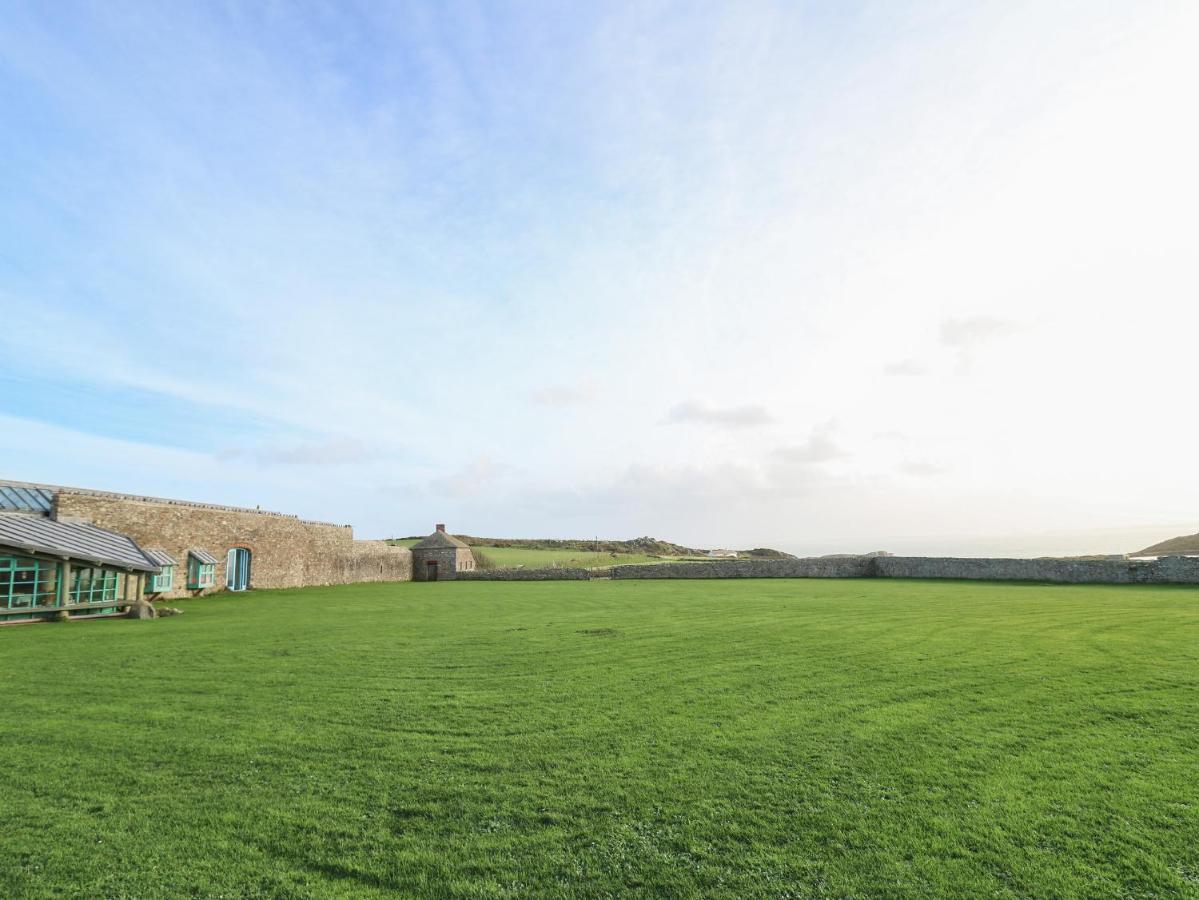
[612,558,874,579]
[54,491,411,598]
[610,555,1199,584]
[455,567,590,581]
[874,555,1199,584]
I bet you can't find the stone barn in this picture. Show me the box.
[0,479,412,617]
[410,524,476,581]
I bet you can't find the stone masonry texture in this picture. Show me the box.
[872,555,1199,584]
[53,491,411,599]
[612,556,1199,584]
[612,558,874,579]
[410,546,475,581]
[454,567,590,581]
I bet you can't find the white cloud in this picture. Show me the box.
[3,2,1198,552]
[898,460,947,478]
[774,424,849,465]
[530,385,594,407]
[882,359,928,376]
[665,402,774,428]
[939,316,1024,349]
[217,439,383,467]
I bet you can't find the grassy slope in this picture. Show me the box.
[1,579,1197,897]
[1135,532,1199,557]
[471,546,669,569]
[387,540,675,569]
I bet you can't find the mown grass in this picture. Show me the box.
[1,578,1197,897]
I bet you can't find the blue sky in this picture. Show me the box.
[2,1,1197,554]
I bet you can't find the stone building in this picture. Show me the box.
[410,524,476,581]
[0,509,159,623]
[0,479,412,619]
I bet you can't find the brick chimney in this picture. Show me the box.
[436,523,446,533]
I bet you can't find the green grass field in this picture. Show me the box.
[2,579,1197,897]
[469,546,670,569]
[388,540,674,569]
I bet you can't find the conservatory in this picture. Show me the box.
[0,513,157,623]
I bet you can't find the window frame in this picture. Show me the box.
[68,566,121,605]
[187,554,217,589]
[0,556,59,609]
[146,565,175,593]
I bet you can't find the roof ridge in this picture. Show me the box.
[0,478,346,528]
[0,511,157,571]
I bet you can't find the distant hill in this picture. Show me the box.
[388,534,795,559]
[1133,531,1199,557]
[820,551,894,559]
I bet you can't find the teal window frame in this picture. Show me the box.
[69,567,120,605]
[0,556,59,610]
[187,556,216,589]
[146,565,174,593]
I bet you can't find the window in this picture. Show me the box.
[0,556,58,609]
[188,552,217,589]
[146,566,174,593]
[69,567,120,605]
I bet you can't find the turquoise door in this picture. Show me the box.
[226,548,251,591]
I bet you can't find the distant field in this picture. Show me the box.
[469,545,672,569]
[2,579,1197,896]
[387,539,684,569]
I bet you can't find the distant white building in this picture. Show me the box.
[707,549,738,558]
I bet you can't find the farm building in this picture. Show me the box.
[410,524,476,581]
[0,479,412,622]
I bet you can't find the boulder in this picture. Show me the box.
[127,600,158,620]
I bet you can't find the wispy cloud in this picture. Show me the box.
[665,402,774,428]
[883,359,928,376]
[774,423,848,465]
[530,385,593,407]
[2,2,1197,549]
[429,456,514,501]
[939,316,1025,373]
[898,460,947,477]
[939,316,1023,348]
[217,439,384,467]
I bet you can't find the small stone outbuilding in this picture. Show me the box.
[410,525,475,581]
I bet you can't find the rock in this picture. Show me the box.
[127,600,158,620]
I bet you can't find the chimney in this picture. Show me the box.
[436,523,446,533]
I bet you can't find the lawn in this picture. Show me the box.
[467,546,670,569]
[1,579,1197,897]
[387,540,674,569]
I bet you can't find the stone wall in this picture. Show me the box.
[54,491,411,598]
[874,555,1199,584]
[609,555,1199,584]
[612,558,875,579]
[454,567,590,581]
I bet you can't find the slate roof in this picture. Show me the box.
[0,513,157,571]
[411,530,469,550]
[0,478,343,528]
[188,548,220,565]
[143,548,177,568]
[0,484,54,514]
